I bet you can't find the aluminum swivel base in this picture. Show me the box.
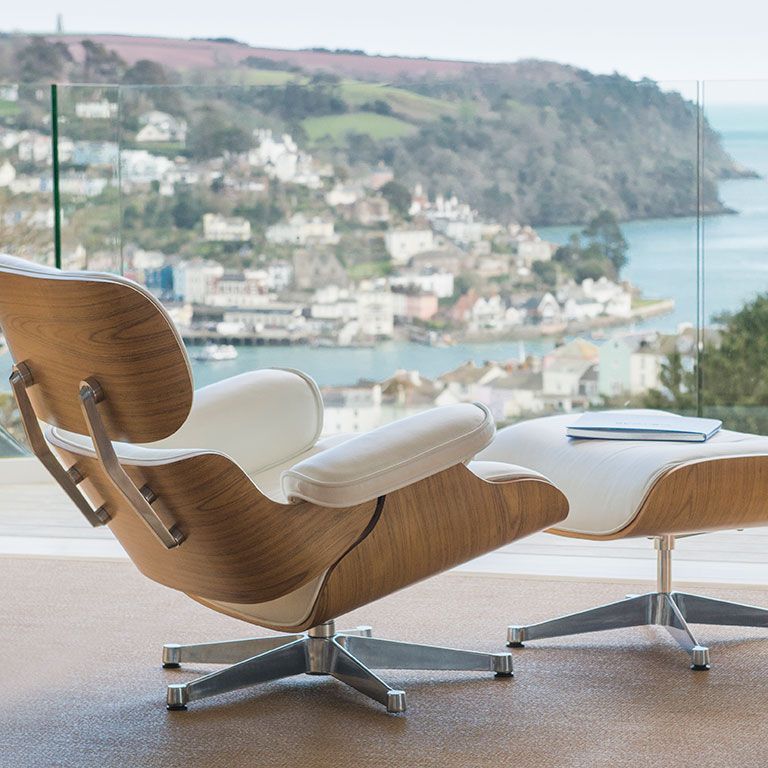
[507,535,768,669]
[163,620,513,713]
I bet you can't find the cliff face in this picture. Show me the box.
[1,33,749,226]
[382,65,746,225]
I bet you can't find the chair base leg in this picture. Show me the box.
[508,590,734,669]
[163,621,512,713]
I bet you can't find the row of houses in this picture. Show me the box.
[317,331,690,434]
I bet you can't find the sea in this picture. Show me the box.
[1,103,767,391]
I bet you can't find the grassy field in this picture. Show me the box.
[237,69,301,86]
[339,81,457,121]
[303,111,417,142]
[0,100,21,117]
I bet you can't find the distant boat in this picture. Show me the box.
[191,343,238,362]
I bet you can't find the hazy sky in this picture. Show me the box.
[5,0,768,84]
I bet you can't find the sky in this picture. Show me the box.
[4,0,768,87]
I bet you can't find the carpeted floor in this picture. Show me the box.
[2,557,768,768]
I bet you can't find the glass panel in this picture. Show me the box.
[55,84,121,272]
[0,84,59,452]
[701,82,768,431]
[510,79,700,422]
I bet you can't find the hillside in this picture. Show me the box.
[0,32,752,226]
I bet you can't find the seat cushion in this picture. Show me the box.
[478,410,768,537]
[282,403,496,507]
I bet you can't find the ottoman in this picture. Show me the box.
[479,410,768,669]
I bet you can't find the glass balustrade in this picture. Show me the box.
[4,77,764,451]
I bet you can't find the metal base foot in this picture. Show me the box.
[504,588,768,669]
[163,622,511,713]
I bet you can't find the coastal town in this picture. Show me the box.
[0,86,681,435]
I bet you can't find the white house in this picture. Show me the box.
[264,261,293,291]
[202,213,251,242]
[75,100,118,120]
[136,111,188,143]
[0,85,19,102]
[563,297,604,322]
[384,229,435,265]
[559,277,633,320]
[388,269,454,299]
[17,132,52,164]
[438,361,507,402]
[322,384,383,434]
[0,160,16,187]
[542,358,597,398]
[473,371,545,421]
[266,214,338,246]
[325,184,360,207]
[172,260,225,303]
[120,150,174,184]
[516,239,553,266]
[311,285,359,322]
[356,286,395,338]
[203,270,269,308]
[598,334,664,397]
[469,295,524,332]
[523,292,562,324]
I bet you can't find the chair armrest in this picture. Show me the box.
[152,369,323,474]
[281,403,495,507]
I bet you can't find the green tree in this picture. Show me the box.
[188,116,251,159]
[532,260,557,287]
[122,59,168,85]
[80,40,125,82]
[643,348,697,412]
[380,181,411,218]
[643,295,768,432]
[17,38,72,81]
[582,210,628,273]
[172,189,207,229]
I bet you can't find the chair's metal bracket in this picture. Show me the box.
[9,362,110,528]
[78,377,185,549]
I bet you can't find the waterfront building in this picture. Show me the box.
[391,289,439,322]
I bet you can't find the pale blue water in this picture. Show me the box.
[540,103,768,331]
[1,103,767,390]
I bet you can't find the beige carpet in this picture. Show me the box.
[2,557,768,768]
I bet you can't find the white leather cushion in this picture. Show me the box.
[478,410,768,537]
[282,403,496,507]
[46,369,325,479]
[466,460,547,484]
[152,369,324,475]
